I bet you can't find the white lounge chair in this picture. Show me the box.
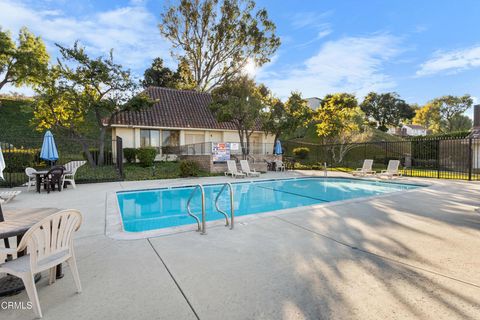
[379,160,402,179]
[225,160,245,178]
[0,209,83,318]
[62,161,86,189]
[240,160,260,177]
[25,167,37,191]
[275,160,285,172]
[0,190,21,203]
[352,159,375,176]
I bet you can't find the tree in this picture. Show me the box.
[315,93,371,163]
[433,95,473,132]
[141,57,196,90]
[412,102,441,133]
[141,58,177,88]
[0,27,49,92]
[159,0,280,92]
[360,92,414,131]
[210,76,266,156]
[449,114,472,132]
[413,95,473,133]
[262,92,312,150]
[33,43,152,166]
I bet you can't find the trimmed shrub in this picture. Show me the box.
[137,147,157,167]
[179,160,200,177]
[123,148,138,163]
[293,147,310,159]
[2,149,36,172]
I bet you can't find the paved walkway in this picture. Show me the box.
[1,171,480,319]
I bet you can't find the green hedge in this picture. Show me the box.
[123,148,138,163]
[2,149,37,172]
[137,147,157,167]
[179,160,200,177]
[292,147,310,159]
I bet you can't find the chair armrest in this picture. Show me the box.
[380,170,387,173]
[0,247,18,255]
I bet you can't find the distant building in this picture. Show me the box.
[306,97,321,110]
[388,124,428,137]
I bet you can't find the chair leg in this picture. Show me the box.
[27,179,31,192]
[22,273,42,318]
[67,256,82,293]
[70,180,76,189]
[48,267,56,285]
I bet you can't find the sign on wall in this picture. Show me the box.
[212,142,231,162]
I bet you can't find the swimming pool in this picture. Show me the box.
[116,178,422,232]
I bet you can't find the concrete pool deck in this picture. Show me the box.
[1,171,480,319]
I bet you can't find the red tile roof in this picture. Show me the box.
[109,87,263,131]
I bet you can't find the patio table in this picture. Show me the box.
[0,207,61,296]
[35,170,72,193]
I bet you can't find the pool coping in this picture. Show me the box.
[105,176,431,240]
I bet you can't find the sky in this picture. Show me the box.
[1,0,479,117]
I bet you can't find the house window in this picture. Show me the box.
[140,129,160,152]
[162,130,180,147]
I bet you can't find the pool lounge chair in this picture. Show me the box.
[0,190,21,203]
[62,160,86,189]
[352,159,375,176]
[225,160,246,178]
[379,160,402,179]
[240,160,260,177]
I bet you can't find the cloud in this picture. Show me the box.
[257,34,401,99]
[416,45,480,76]
[0,0,170,74]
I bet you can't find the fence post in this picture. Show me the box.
[468,137,473,181]
[437,139,440,179]
[116,136,124,179]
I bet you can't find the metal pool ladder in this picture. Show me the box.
[186,184,207,235]
[214,182,235,230]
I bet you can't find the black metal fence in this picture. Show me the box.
[179,142,276,156]
[283,137,480,181]
[1,136,124,187]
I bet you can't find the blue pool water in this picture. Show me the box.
[117,178,421,232]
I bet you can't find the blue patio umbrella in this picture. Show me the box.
[40,130,59,163]
[274,140,282,155]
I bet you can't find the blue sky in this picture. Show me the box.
[1,0,479,117]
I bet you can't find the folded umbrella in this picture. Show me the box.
[0,145,5,181]
[40,130,59,163]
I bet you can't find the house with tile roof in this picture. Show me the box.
[109,87,276,160]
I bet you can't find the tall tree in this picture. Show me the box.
[141,58,177,88]
[159,0,280,92]
[33,43,152,166]
[412,102,441,133]
[262,92,312,148]
[0,27,49,92]
[360,92,414,131]
[433,95,473,132]
[142,57,197,90]
[210,76,266,156]
[413,95,473,133]
[448,113,472,132]
[315,93,371,163]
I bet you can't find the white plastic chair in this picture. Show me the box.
[62,161,86,189]
[275,160,285,172]
[352,159,375,176]
[240,160,260,177]
[224,160,245,178]
[379,160,402,179]
[0,209,83,318]
[25,167,37,192]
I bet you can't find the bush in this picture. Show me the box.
[2,149,36,172]
[123,148,138,163]
[293,147,310,159]
[137,147,157,167]
[179,160,200,177]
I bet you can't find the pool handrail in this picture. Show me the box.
[214,182,235,230]
[186,184,207,235]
